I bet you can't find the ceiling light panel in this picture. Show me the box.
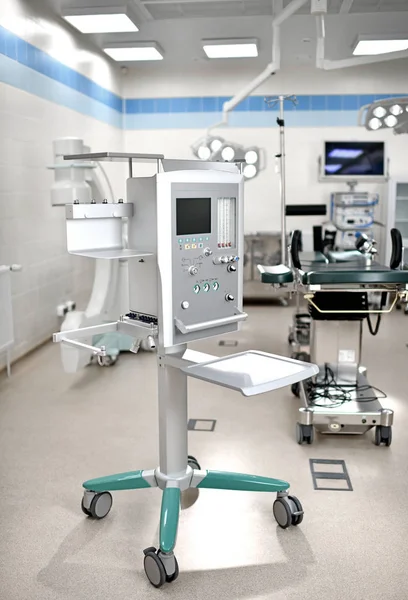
[64,13,138,34]
[354,39,408,56]
[202,38,258,59]
[104,44,164,62]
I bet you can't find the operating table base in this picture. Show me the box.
[81,465,301,587]
[296,370,394,445]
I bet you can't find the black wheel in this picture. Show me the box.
[296,422,314,445]
[291,382,300,397]
[144,551,166,588]
[81,498,91,517]
[273,497,292,529]
[396,302,402,310]
[166,556,179,583]
[288,495,304,526]
[374,425,392,447]
[297,352,310,363]
[88,492,113,519]
[188,455,201,470]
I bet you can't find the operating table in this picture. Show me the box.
[259,228,408,446]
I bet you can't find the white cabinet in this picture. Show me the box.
[386,179,408,265]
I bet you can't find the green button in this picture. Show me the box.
[193,284,200,294]
[203,283,210,292]
[212,282,219,291]
[192,238,196,242]
[199,237,203,242]
[205,237,210,241]
[178,238,183,243]
[186,238,190,242]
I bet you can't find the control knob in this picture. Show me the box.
[227,264,237,273]
[188,265,199,276]
[225,294,235,302]
[204,247,212,256]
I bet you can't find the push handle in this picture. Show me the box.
[175,311,248,334]
[390,228,403,269]
[290,230,302,269]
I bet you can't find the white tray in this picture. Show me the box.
[183,350,318,397]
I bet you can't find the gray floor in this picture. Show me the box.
[1,304,408,600]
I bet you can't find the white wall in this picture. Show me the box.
[124,61,408,246]
[0,0,124,368]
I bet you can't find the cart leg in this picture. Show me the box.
[195,470,289,492]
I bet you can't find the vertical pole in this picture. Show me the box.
[157,346,188,476]
[278,95,287,266]
[128,158,133,179]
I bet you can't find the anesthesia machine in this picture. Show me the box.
[53,153,318,588]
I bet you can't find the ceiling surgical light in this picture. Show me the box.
[384,115,398,128]
[221,146,235,161]
[360,96,408,134]
[197,145,211,160]
[244,150,258,164]
[390,104,403,116]
[368,118,382,130]
[210,138,223,152]
[243,164,257,179]
[373,106,386,118]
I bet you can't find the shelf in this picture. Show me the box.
[183,350,318,397]
[63,152,164,163]
[395,219,408,223]
[396,197,408,201]
[70,249,154,259]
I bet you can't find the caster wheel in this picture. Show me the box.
[143,548,179,587]
[296,422,314,445]
[81,498,91,517]
[273,495,304,529]
[374,425,392,447]
[187,455,201,470]
[97,355,117,367]
[166,556,179,583]
[296,352,310,363]
[83,492,113,519]
[396,303,402,310]
[291,382,300,397]
[288,495,304,526]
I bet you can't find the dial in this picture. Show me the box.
[203,283,210,292]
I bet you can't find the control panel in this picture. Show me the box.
[170,182,242,345]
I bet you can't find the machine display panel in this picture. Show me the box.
[176,198,211,235]
[323,141,385,177]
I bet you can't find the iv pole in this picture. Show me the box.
[265,94,297,266]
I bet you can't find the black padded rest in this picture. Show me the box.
[302,262,408,285]
[261,270,294,284]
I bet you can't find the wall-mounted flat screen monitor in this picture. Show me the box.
[323,141,385,177]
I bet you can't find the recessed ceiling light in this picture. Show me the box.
[202,38,258,59]
[64,13,138,34]
[104,45,164,62]
[353,39,408,56]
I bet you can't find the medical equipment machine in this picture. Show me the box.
[48,138,135,372]
[0,264,22,376]
[330,188,379,250]
[53,153,318,588]
[259,227,407,446]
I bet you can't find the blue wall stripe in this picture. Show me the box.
[124,110,362,130]
[0,24,122,113]
[0,54,122,128]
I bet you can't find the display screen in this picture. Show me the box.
[324,141,385,176]
[176,198,211,235]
